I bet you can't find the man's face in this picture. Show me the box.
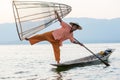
[71,25,78,31]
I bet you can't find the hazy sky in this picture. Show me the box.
[0,0,120,23]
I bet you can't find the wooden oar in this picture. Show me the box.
[74,38,110,66]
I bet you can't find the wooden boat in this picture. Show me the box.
[51,49,114,68]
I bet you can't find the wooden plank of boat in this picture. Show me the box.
[51,49,114,67]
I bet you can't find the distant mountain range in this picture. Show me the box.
[0,17,120,44]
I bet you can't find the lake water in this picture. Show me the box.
[0,43,120,80]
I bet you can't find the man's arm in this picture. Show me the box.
[54,10,62,22]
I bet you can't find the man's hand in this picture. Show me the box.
[54,10,62,22]
[54,10,57,14]
[73,40,84,46]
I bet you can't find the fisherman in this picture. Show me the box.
[25,10,83,64]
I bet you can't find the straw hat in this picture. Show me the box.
[69,22,82,30]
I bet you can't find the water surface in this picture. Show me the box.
[0,43,120,80]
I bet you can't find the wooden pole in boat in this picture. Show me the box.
[74,38,110,66]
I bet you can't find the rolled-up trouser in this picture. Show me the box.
[28,31,60,62]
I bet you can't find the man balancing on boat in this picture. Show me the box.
[25,10,83,64]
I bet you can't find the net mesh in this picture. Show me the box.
[12,1,72,40]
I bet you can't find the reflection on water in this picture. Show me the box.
[0,44,120,80]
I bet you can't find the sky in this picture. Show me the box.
[0,0,120,23]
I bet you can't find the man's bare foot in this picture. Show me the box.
[57,61,60,64]
[25,38,29,40]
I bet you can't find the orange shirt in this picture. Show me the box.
[52,21,75,46]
